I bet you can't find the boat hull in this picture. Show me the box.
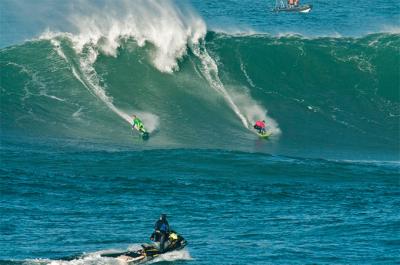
[273,4,312,13]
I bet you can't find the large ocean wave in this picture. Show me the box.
[1,0,399,158]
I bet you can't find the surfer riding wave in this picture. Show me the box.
[132,114,150,140]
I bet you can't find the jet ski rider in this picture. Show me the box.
[151,214,170,253]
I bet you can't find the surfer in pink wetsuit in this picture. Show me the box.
[254,120,266,134]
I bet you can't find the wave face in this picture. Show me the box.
[0,1,399,159]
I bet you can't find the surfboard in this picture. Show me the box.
[257,131,272,139]
[132,124,150,141]
[141,131,150,140]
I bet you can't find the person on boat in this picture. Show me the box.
[132,114,145,132]
[254,120,266,134]
[150,214,170,253]
[294,0,299,6]
[288,0,295,7]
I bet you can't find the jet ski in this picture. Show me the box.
[101,231,187,264]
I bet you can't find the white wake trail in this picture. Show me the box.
[191,43,281,134]
[191,43,250,128]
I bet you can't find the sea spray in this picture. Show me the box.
[191,42,281,134]
[132,111,160,133]
[190,43,250,127]
[41,0,206,129]
[231,91,281,135]
[67,0,206,73]
[40,0,276,133]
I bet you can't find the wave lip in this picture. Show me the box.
[41,0,207,73]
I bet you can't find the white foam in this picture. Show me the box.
[41,0,280,134]
[231,91,281,135]
[148,248,192,263]
[41,0,206,130]
[24,247,191,265]
[239,58,256,88]
[64,0,207,73]
[377,25,400,35]
[50,38,67,61]
[72,107,84,119]
[191,43,281,134]
[132,111,159,133]
[41,94,66,102]
[191,43,250,128]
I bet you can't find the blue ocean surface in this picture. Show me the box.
[1,0,399,264]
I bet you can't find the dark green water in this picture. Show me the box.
[1,33,399,158]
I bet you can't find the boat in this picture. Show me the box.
[101,231,187,264]
[273,0,313,13]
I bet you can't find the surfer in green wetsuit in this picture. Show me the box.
[132,115,145,133]
[132,114,150,140]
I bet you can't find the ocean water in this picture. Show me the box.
[1,0,399,264]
